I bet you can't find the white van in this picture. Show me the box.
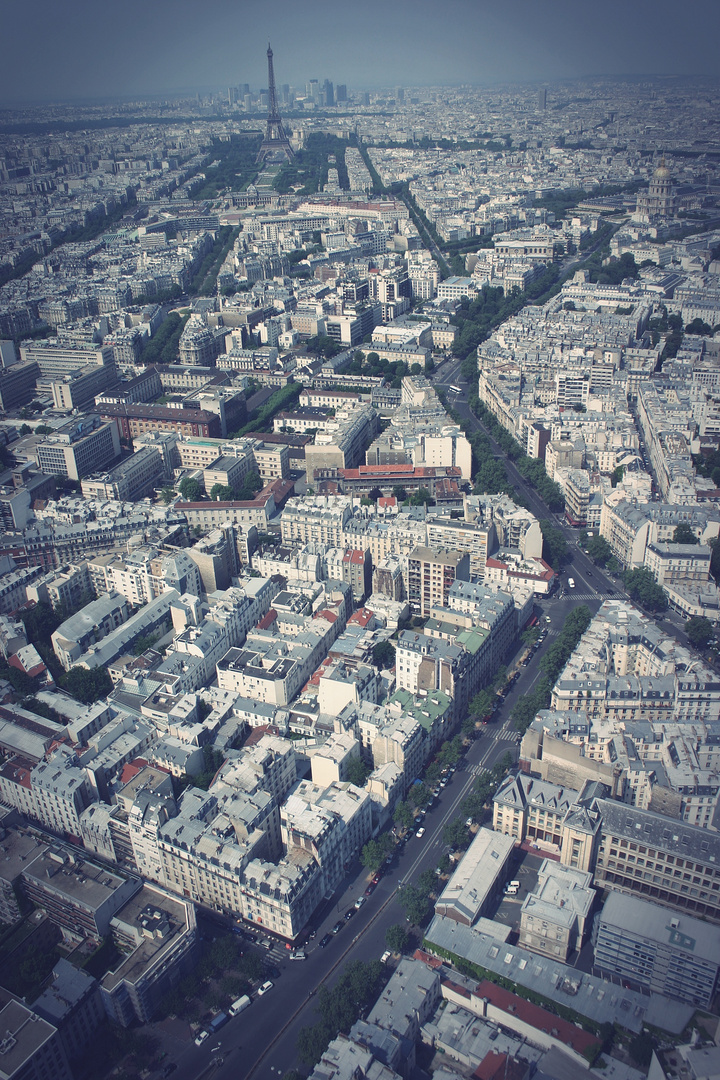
[229,994,251,1017]
[509,880,520,889]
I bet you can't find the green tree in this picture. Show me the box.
[397,884,431,926]
[60,666,113,704]
[392,485,407,501]
[346,755,372,788]
[469,688,494,719]
[408,487,434,507]
[539,520,570,570]
[385,924,409,953]
[673,523,699,545]
[393,801,413,830]
[623,568,668,612]
[178,477,201,501]
[442,818,470,850]
[372,640,396,670]
[686,616,714,649]
[297,1022,334,1069]
[210,483,234,501]
[237,470,262,500]
[408,782,431,810]
[160,486,175,504]
[628,1032,655,1068]
[361,834,393,872]
[585,534,613,566]
[19,423,32,436]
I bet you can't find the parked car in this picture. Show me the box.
[381,950,392,963]
[416,827,426,838]
[257,980,274,996]
[289,950,306,961]
[194,1031,210,1047]
[319,933,332,948]
[332,920,344,934]
[355,896,366,909]
[344,907,356,921]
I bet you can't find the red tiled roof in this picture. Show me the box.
[343,549,366,564]
[413,948,444,969]
[256,608,277,631]
[314,609,338,623]
[337,464,462,479]
[348,608,373,627]
[472,980,600,1056]
[120,758,149,785]
[474,1052,528,1080]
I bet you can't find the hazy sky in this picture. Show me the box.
[1,0,719,105]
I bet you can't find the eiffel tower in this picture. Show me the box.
[256,43,295,165]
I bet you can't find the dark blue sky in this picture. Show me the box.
[2,0,719,104]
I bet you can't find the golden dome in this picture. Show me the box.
[654,159,671,179]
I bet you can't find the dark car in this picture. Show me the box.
[344,907,356,921]
[163,1065,177,1077]
[318,933,332,948]
[331,920,344,934]
[587,570,593,577]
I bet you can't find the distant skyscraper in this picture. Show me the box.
[228,86,237,105]
[324,79,334,107]
[396,87,404,103]
[538,88,547,110]
[244,94,252,111]
[241,83,249,96]
[336,84,347,103]
[281,83,290,104]
[362,92,370,107]
[309,78,319,101]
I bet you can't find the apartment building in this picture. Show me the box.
[21,846,140,940]
[86,547,201,607]
[36,415,121,481]
[281,495,353,547]
[95,400,223,441]
[593,891,720,1006]
[0,359,40,410]
[282,779,373,898]
[644,542,712,586]
[50,360,119,410]
[0,999,72,1080]
[20,339,114,378]
[407,547,470,617]
[435,827,514,926]
[51,591,129,670]
[519,861,594,962]
[493,774,579,849]
[100,885,199,1026]
[241,853,323,939]
[80,445,164,501]
[305,404,378,474]
[593,798,720,923]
